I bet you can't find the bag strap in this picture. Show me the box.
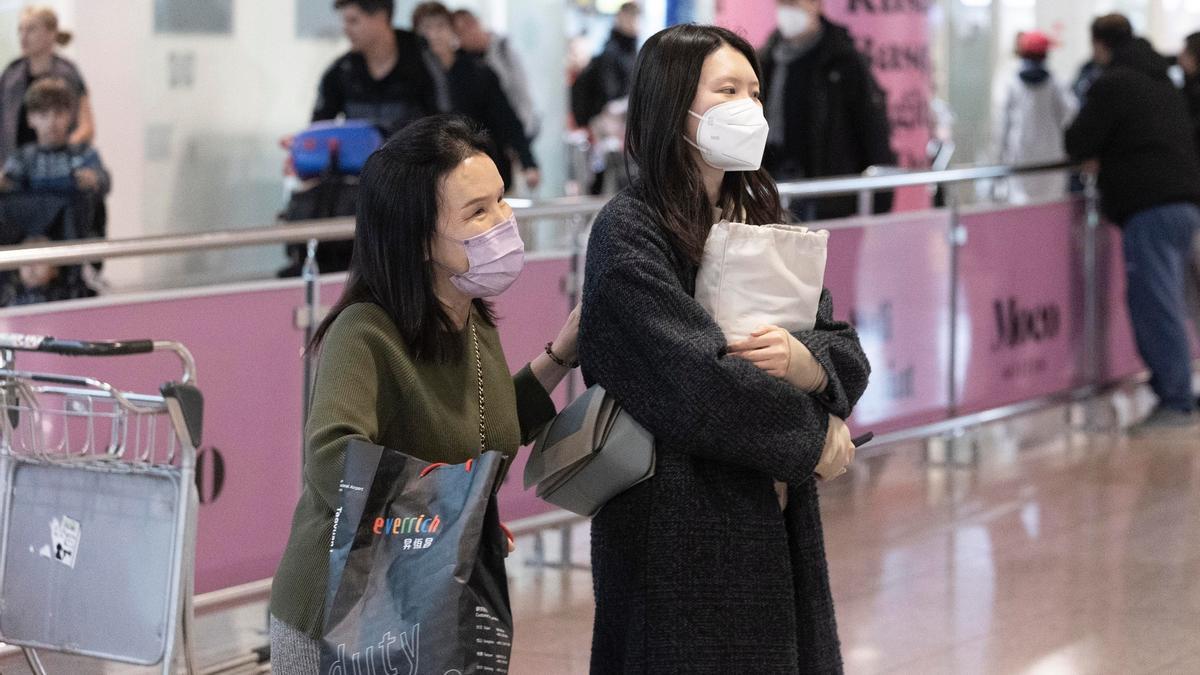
[470,322,487,452]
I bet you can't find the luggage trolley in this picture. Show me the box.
[0,334,204,674]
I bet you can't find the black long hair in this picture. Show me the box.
[309,114,498,362]
[625,24,784,266]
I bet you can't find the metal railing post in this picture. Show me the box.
[946,184,964,417]
[1083,174,1101,387]
[857,190,873,216]
[566,213,594,400]
[300,238,320,469]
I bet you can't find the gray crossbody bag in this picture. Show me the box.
[523,384,655,517]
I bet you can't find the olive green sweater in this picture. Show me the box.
[269,302,557,637]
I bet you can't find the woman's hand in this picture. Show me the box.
[19,263,56,288]
[814,415,854,481]
[728,326,828,393]
[531,304,582,395]
[551,304,581,366]
[728,325,791,377]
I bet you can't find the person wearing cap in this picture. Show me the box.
[992,29,1077,204]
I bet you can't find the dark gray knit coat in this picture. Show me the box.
[579,185,870,674]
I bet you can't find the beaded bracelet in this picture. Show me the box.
[544,342,579,369]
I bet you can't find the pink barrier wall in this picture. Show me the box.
[5,201,1195,594]
[823,211,953,434]
[0,258,574,594]
[0,284,309,595]
[955,201,1087,413]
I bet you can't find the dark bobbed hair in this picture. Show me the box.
[1092,13,1133,51]
[309,114,498,362]
[625,24,784,266]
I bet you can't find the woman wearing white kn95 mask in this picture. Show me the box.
[580,23,869,674]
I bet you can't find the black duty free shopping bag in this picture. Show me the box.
[320,439,513,675]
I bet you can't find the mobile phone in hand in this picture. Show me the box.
[851,432,874,448]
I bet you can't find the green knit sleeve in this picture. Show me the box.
[513,364,557,445]
[303,304,405,510]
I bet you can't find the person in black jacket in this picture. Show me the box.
[312,0,436,136]
[1065,14,1200,432]
[412,2,539,192]
[760,0,896,221]
[596,2,640,106]
[581,24,868,673]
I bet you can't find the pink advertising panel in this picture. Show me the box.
[716,0,934,211]
[823,210,953,434]
[0,258,574,594]
[0,283,310,594]
[714,0,776,47]
[955,201,1086,413]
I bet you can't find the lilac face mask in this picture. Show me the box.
[440,214,526,298]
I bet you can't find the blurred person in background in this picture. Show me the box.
[311,0,436,136]
[279,0,433,278]
[0,6,93,167]
[452,9,540,143]
[596,2,641,111]
[992,30,1077,205]
[2,78,109,197]
[0,78,105,306]
[1066,14,1200,432]
[414,2,539,192]
[760,0,897,221]
[570,2,640,195]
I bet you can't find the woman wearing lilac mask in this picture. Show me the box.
[269,114,579,673]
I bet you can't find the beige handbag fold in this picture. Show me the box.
[694,221,829,343]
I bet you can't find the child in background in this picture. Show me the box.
[1,77,109,195]
[0,77,105,304]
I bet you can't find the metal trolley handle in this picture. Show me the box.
[0,333,197,386]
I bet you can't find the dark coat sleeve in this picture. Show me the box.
[847,55,896,169]
[478,64,537,169]
[312,61,345,123]
[845,54,897,213]
[580,197,853,484]
[1065,76,1120,160]
[792,288,870,420]
[513,364,557,444]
